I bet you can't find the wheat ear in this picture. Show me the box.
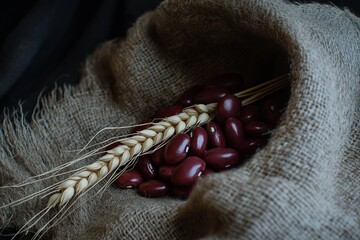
[46,74,289,208]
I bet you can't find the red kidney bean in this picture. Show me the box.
[216,94,242,125]
[225,117,244,151]
[137,180,169,198]
[189,127,208,157]
[244,121,269,137]
[238,138,266,156]
[164,133,190,165]
[115,170,143,189]
[171,156,206,186]
[204,148,239,170]
[136,155,156,180]
[170,185,193,199]
[154,105,184,119]
[262,98,281,126]
[151,147,164,166]
[204,73,244,93]
[202,168,214,176]
[206,121,226,148]
[239,104,260,124]
[177,86,202,107]
[194,88,230,104]
[158,165,176,182]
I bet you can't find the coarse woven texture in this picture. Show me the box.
[1,0,360,239]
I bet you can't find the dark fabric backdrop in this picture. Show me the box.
[0,0,359,120]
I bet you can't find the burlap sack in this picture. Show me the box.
[1,0,359,239]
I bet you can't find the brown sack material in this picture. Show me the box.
[1,0,360,239]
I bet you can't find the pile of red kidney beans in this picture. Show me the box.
[114,73,288,199]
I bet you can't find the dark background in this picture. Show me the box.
[0,0,359,120]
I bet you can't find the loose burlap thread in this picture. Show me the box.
[1,0,359,239]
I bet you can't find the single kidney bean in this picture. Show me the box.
[244,121,269,137]
[158,165,176,182]
[216,94,242,125]
[194,88,229,104]
[151,147,164,166]
[225,117,244,151]
[238,138,266,156]
[137,180,169,198]
[177,86,202,107]
[204,148,239,170]
[204,73,244,93]
[136,155,156,180]
[189,127,208,157]
[262,98,281,126]
[154,105,184,119]
[164,133,191,164]
[239,104,260,124]
[206,121,226,148]
[171,156,206,186]
[115,170,143,189]
[170,185,193,199]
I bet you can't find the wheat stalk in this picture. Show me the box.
[46,74,289,208]
[0,74,289,239]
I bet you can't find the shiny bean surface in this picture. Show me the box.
[137,180,169,198]
[205,73,244,93]
[194,88,229,104]
[177,86,202,107]
[115,170,143,189]
[238,138,266,155]
[240,105,260,124]
[151,148,164,166]
[171,156,206,186]
[244,121,269,137]
[216,94,242,125]
[206,121,226,148]
[189,127,208,157]
[164,133,190,164]
[158,165,176,182]
[136,155,156,180]
[204,148,239,170]
[154,105,184,119]
[225,117,244,151]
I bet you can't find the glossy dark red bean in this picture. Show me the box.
[238,138,267,156]
[204,73,244,93]
[203,148,239,170]
[170,185,193,199]
[189,127,208,157]
[177,86,202,107]
[136,155,156,180]
[158,165,176,182]
[206,121,226,148]
[202,168,214,176]
[164,133,191,164]
[244,121,269,137]
[171,156,206,186]
[194,88,230,104]
[151,147,164,166]
[216,94,242,125]
[154,105,184,119]
[262,98,281,126]
[225,117,244,151]
[137,180,169,198]
[115,170,143,189]
[239,104,260,124]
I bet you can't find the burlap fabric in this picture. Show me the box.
[1,0,359,239]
